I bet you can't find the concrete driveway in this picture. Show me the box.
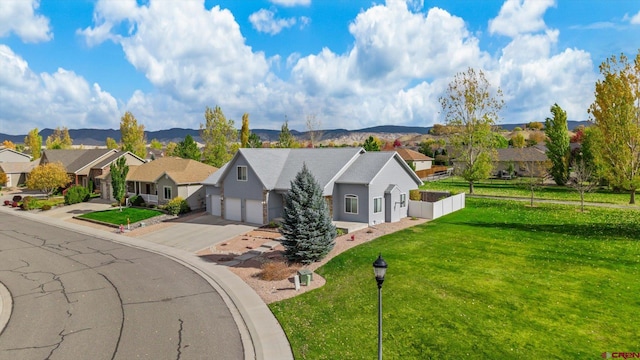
[136,213,256,252]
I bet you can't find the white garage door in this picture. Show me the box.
[246,200,263,225]
[225,198,242,221]
[209,195,221,216]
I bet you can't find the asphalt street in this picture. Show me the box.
[0,211,244,360]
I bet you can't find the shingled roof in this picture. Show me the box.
[393,148,434,161]
[127,157,217,184]
[41,149,117,173]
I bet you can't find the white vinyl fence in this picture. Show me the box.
[408,193,465,219]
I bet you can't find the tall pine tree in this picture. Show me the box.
[281,164,336,264]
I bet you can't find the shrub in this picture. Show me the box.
[164,197,190,215]
[258,262,298,281]
[41,204,52,211]
[409,189,421,201]
[12,195,22,202]
[21,196,37,210]
[129,195,146,207]
[336,228,345,236]
[65,185,90,205]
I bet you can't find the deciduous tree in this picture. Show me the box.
[105,137,118,149]
[24,128,42,160]
[165,141,178,156]
[306,114,323,148]
[545,104,571,185]
[588,51,640,204]
[281,164,336,264]
[200,106,238,167]
[110,156,129,210]
[247,133,262,148]
[240,113,250,148]
[2,140,16,149]
[120,111,147,159]
[46,127,73,149]
[278,121,296,148]
[363,135,380,151]
[568,152,598,213]
[150,139,163,150]
[440,67,504,193]
[510,132,526,148]
[26,162,69,197]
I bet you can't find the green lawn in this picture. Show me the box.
[270,198,640,359]
[78,207,164,225]
[422,176,635,205]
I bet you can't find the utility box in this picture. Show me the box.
[298,269,313,285]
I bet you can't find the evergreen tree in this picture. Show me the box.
[278,121,295,148]
[175,134,201,160]
[545,103,571,185]
[281,164,336,264]
[363,136,380,151]
[247,133,263,148]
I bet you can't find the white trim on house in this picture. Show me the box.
[163,186,172,200]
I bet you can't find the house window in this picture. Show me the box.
[237,166,247,181]
[400,193,406,207]
[345,194,358,214]
[373,197,382,213]
[163,186,172,200]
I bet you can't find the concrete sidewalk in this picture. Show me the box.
[0,202,293,360]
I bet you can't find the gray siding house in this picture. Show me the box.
[203,148,423,225]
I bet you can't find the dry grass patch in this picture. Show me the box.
[257,261,300,281]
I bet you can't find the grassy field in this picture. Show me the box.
[78,207,164,225]
[422,176,635,205]
[270,198,640,359]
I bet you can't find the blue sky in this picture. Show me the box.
[1,0,639,136]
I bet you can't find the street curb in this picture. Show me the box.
[0,205,293,360]
[0,281,11,336]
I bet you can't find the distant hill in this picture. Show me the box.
[1,121,590,146]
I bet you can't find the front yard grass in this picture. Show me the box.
[77,207,164,225]
[270,198,640,359]
[423,176,634,205]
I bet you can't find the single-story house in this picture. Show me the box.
[392,148,433,178]
[92,151,147,200]
[40,149,119,187]
[494,147,550,177]
[0,161,37,188]
[125,157,217,210]
[203,147,423,226]
[0,148,32,163]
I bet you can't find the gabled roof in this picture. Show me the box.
[91,151,145,170]
[203,148,364,194]
[496,147,548,162]
[393,148,434,161]
[0,161,37,174]
[0,148,32,162]
[204,148,422,193]
[337,151,423,185]
[127,157,217,184]
[41,149,117,173]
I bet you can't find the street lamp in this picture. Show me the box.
[373,254,388,360]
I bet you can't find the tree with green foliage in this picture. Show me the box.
[247,133,262,148]
[149,139,163,150]
[175,134,201,161]
[281,164,336,264]
[24,128,42,160]
[0,169,6,189]
[363,135,380,151]
[26,162,69,198]
[165,141,178,156]
[588,51,640,204]
[278,121,296,148]
[568,152,598,213]
[492,132,509,148]
[545,103,571,185]
[510,132,526,148]
[120,111,147,159]
[440,67,504,193]
[110,156,129,210]
[105,137,119,150]
[526,121,544,130]
[46,127,73,149]
[241,113,250,148]
[200,106,238,167]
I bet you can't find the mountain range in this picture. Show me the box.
[1,122,590,147]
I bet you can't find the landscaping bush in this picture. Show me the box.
[21,196,37,210]
[64,185,90,205]
[129,195,146,207]
[41,204,52,211]
[409,189,421,201]
[164,197,190,215]
[12,195,22,202]
[258,262,298,281]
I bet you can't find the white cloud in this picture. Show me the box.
[489,0,555,37]
[0,45,120,134]
[249,9,298,35]
[269,0,311,7]
[0,0,52,42]
[629,11,640,25]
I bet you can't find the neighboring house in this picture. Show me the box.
[0,162,37,188]
[392,148,433,177]
[91,151,147,200]
[0,148,32,163]
[40,149,118,187]
[125,157,217,210]
[203,148,423,226]
[494,147,550,177]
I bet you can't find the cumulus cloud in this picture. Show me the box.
[629,11,640,25]
[249,9,298,35]
[0,45,120,134]
[489,0,555,37]
[0,0,52,42]
[269,0,311,7]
